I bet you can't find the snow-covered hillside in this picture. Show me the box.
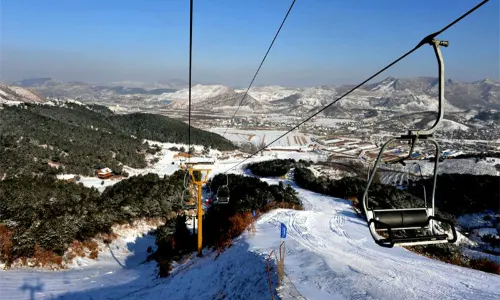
[3,170,498,300]
[1,144,498,300]
[0,83,45,104]
[379,157,500,185]
[166,84,234,102]
[244,86,301,102]
[209,128,317,148]
[432,119,470,132]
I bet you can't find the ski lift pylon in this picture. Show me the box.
[361,39,457,248]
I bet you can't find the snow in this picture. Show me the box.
[379,157,500,185]
[6,177,496,300]
[0,220,160,300]
[459,212,496,231]
[3,141,499,299]
[164,84,233,102]
[9,86,43,103]
[431,119,470,132]
[56,174,118,193]
[244,86,301,102]
[371,79,396,92]
[475,228,499,237]
[209,127,316,148]
[311,117,356,126]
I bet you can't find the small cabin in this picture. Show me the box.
[174,152,191,159]
[97,167,113,179]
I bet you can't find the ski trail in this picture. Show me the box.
[329,214,349,239]
[249,179,500,300]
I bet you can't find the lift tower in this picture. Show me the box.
[188,165,211,256]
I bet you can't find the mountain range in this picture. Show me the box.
[2,77,499,117]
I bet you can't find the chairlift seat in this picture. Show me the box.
[368,213,457,247]
[215,174,231,205]
[373,208,429,229]
[217,196,230,204]
[184,203,197,209]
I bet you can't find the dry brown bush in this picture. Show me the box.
[100,232,119,244]
[32,244,63,268]
[468,258,500,275]
[0,225,13,263]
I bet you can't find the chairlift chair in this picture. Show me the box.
[181,171,197,209]
[215,174,230,204]
[181,187,197,209]
[362,38,457,248]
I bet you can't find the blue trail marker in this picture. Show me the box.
[253,210,257,218]
[280,223,287,239]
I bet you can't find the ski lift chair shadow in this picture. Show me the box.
[362,38,457,248]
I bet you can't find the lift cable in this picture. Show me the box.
[222,0,297,138]
[222,0,490,174]
[187,0,194,162]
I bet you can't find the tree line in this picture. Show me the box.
[0,171,187,265]
[0,102,236,178]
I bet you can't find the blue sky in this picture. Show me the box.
[1,0,498,86]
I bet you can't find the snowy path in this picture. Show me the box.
[248,179,500,300]
[0,233,159,300]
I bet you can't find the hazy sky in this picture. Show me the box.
[0,0,498,87]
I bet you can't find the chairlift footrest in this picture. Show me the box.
[380,234,449,244]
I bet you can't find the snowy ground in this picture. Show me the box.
[378,157,500,185]
[310,117,356,126]
[208,128,316,147]
[3,159,499,299]
[56,139,322,194]
[3,140,499,299]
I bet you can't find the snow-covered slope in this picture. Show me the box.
[245,86,302,102]
[0,83,45,104]
[2,156,498,299]
[433,119,470,132]
[167,84,234,102]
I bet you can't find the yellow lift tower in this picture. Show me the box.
[188,165,211,256]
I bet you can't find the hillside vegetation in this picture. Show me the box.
[247,158,312,177]
[0,171,186,265]
[0,102,235,178]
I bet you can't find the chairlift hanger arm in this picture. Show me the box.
[386,39,447,166]
[409,39,448,137]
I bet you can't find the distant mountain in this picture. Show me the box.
[363,76,500,110]
[109,79,188,90]
[9,78,180,100]
[0,83,45,104]
[94,86,177,95]
[12,77,55,87]
[7,77,499,116]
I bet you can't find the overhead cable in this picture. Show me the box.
[223,0,490,173]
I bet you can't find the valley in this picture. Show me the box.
[0,78,498,300]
